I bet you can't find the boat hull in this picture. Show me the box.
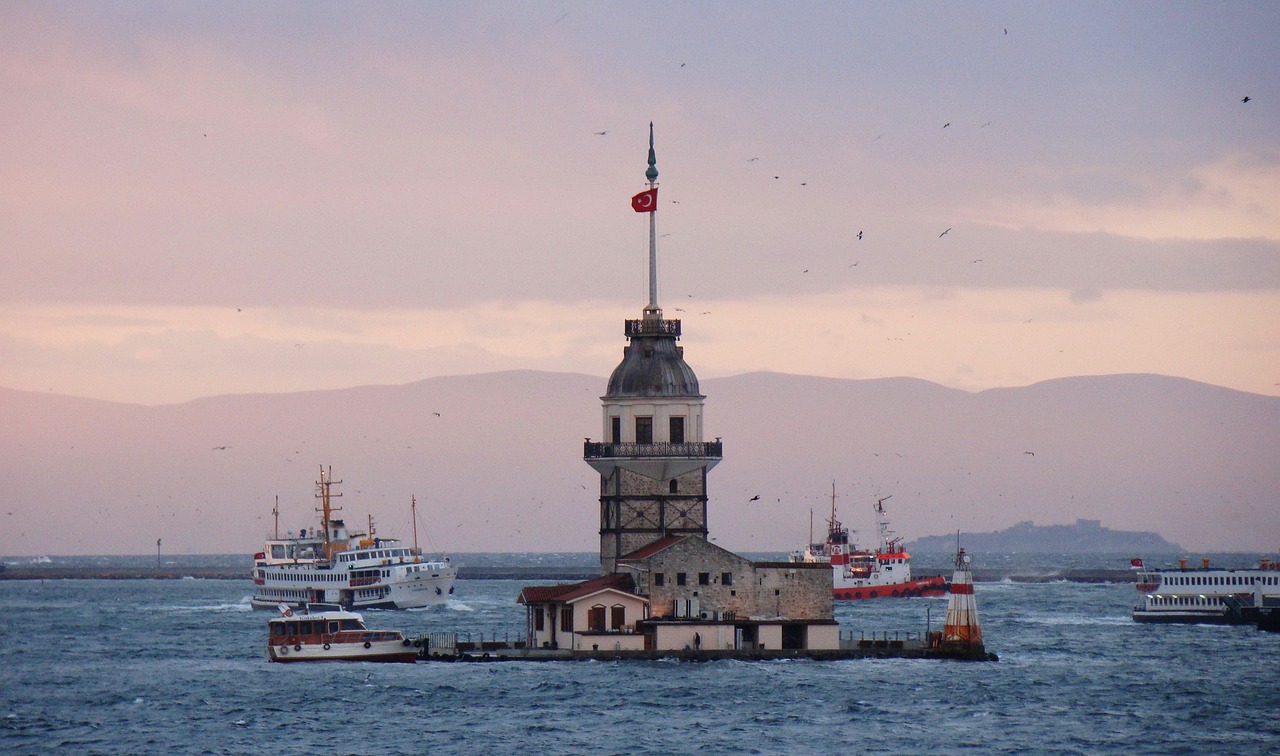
[833,576,948,601]
[267,640,418,663]
[252,572,456,611]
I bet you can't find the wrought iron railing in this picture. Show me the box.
[583,440,722,459]
[625,318,681,338]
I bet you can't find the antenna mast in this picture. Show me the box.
[314,465,343,553]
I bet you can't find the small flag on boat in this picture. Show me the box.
[1129,558,1143,569]
[631,188,658,213]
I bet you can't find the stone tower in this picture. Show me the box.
[584,124,723,574]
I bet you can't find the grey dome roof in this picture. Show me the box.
[605,332,702,398]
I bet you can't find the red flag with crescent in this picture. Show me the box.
[631,188,657,213]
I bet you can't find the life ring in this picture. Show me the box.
[323,643,331,650]
[364,641,372,649]
[293,644,302,652]
[278,645,288,656]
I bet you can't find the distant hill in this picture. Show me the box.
[906,519,1182,553]
[1,371,1277,555]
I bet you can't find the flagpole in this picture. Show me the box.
[645,122,660,318]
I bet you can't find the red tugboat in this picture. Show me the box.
[792,487,948,600]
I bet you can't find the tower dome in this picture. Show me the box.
[605,319,701,399]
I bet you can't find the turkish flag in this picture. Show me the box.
[631,188,658,213]
[1130,558,1144,569]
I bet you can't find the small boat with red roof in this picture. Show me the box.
[792,488,948,600]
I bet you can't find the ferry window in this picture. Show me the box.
[328,621,338,634]
[271,545,286,559]
[341,619,361,630]
[611,605,626,628]
[299,621,313,635]
[272,624,285,637]
[698,572,710,586]
[722,572,733,586]
[654,573,664,586]
[676,572,687,586]
[635,417,653,444]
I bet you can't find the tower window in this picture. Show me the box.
[635,417,653,444]
[654,573,664,586]
[698,572,710,586]
[676,572,687,586]
[669,480,679,494]
[610,416,621,444]
[722,572,733,586]
[669,416,685,444]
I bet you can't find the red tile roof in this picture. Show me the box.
[616,534,687,562]
[517,572,636,604]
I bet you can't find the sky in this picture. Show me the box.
[2,1,1279,405]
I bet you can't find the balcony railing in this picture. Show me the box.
[584,440,723,459]
[625,318,681,338]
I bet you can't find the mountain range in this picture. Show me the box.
[1,371,1276,556]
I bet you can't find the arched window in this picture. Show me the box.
[588,605,606,632]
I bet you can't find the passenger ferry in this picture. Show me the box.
[267,603,418,663]
[1132,556,1280,624]
[251,466,457,611]
[791,488,948,600]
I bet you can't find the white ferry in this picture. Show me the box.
[1132,556,1280,624]
[791,489,947,600]
[251,466,457,611]
[267,603,418,663]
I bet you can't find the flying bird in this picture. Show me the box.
[857,231,863,240]
[1024,451,1035,456]
[749,495,760,502]
[432,412,441,417]
[939,227,952,238]
[1241,96,1251,103]
[594,131,608,135]
[943,122,951,128]
[212,446,230,451]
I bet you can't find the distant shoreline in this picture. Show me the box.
[0,566,1142,584]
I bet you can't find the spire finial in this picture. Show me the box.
[645,121,658,184]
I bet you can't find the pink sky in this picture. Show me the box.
[2,3,1278,404]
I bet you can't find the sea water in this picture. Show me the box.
[1,557,1277,755]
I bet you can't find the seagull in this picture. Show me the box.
[857,231,863,240]
[1241,96,1251,103]
[939,227,952,238]
[943,122,951,128]
[432,412,441,417]
[970,259,983,263]
[1024,451,1035,456]
[749,495,760,502]
[747,157,759,162]
[594,131,608,136]
[212,446,230,451]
